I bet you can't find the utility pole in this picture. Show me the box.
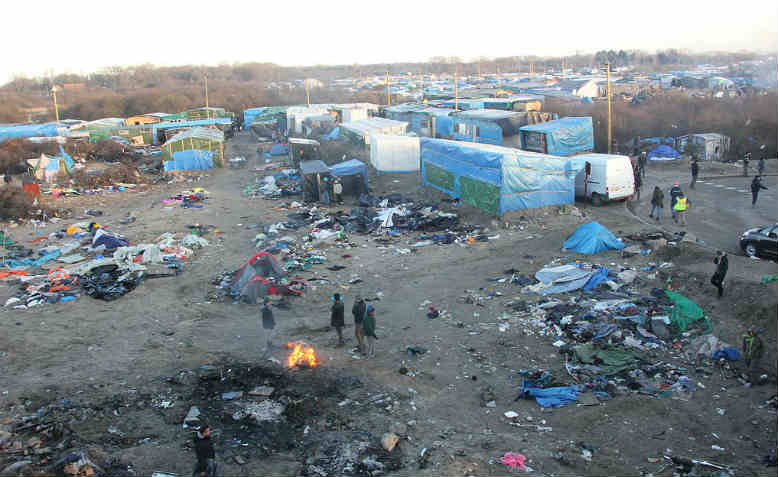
[385,71,391,106]
[454,70,458,111]
[420,73,424,103]
[305,80,311,106]
[606,62,612,154]
[51,85,60,124]
[204,74,210,120]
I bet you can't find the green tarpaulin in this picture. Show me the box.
[664,290,709,332]
[574,344,650,376]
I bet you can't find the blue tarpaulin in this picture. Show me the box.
[163,150,214,171]
[2,249,61,269]
[269,143,289,156]
[329,159,369,191]
[420,138,584,215]
[0,122,61,142]
[324,127,340,140]
[519,117,594,156]
[647,144,681,161]
[562,222,626,254]
[520,384,580,408]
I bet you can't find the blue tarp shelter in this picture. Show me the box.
[647,144,681,161]
[163,150,214,171]
[519,117,594,156]
[0,122,61,142]
[420,138,583,215]
[269,143,289,156]
[562,222,625,254]
[329,159,369,193]
[324,127,340,140]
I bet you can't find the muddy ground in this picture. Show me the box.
[0,132,776,476]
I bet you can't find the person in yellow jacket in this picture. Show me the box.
[673,194,691,226]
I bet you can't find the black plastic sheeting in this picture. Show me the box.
[82,264,144,301]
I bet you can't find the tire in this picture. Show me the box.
[591,193,604,206]
[744,243,757,257]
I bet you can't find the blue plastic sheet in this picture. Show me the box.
[712,347,741,361]
[163,150,214,171]
[647,144,680,160]
[521,385,580,408]
[519,117,594,156]
[583,266,610,291]
[269,143,289,156]
[324,127,340,140]
[0,122,61,142]
[562,222,626,254]
[329,159,369,190]
[2,249,61,268]
[420,138,583,215]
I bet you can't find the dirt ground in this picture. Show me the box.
[0,132,775,476]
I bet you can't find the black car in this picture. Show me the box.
[740,224,778,261]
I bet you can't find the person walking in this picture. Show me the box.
[669,181,683,222]
[192,424,217,477]
[363,305,378,358]
[743,152,750,177]
[639,151,647,179]
[710,250,728,298]
[261,297,275,354]
[690,159,699,189]
[758,156,765,175]
[331,293,345,347]
[649,186,664,221]
[673,193,690,226]
[352,295,366,354]
[742,328,764,385]
[633,163,642,200]
[751,175,768,207]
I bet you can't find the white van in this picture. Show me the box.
[572,153,635,205]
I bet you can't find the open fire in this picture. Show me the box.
[286,341,318,368]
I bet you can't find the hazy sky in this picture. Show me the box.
[2,0,776,83]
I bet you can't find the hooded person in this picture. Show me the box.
[192,423,217,477]
[331,293,345,346]
[649,186,664,221]
[363,305,378,358]
[669,181,683,221]
[710,250,728,298]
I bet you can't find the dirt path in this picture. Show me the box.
[0,133,775,476]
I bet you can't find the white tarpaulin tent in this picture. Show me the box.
[340,118,408,145]
[369,134,420,172]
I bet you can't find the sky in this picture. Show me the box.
[2,0,776,84]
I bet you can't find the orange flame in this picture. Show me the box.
[286,341,318,368]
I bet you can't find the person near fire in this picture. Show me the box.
[331,293,345,347]
[261,297,275,354]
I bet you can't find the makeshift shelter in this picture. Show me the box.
[302,115,337,137]
[689,133,730,161]
[288,138,320,167]
[287,106,332,135]
[162,127,224,163]
[230,252,291,303]
[420,138,583,215]
[269,143,290,156]
[299,160,332,202]
[340,118,408,146]
[0,122,63,142]
[246,106,289,136]
[562,222,625,254]
[369,134,420,172]
[26,146,74,183]
[437,109,555,147]
[647,144,680,161]
[163,150,214,172]
[329,159,369,197]
[383,105,454,137]
[519,117,594,156]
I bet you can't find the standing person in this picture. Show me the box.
[3,172,11,184]
[330,293,345,347]
[633,163,642,200]
[649,186,664,222]
[352,295,366,354]
[710,250,728,298]
[333,178,343,204]
[673,193,690,226]
[363,305,378,358]
[758,156,765,175]
[743,152,750,177]
[742,328,764,385]
[690,159,699,189]
[669,181,683,222]
[192,424,217,477]
[639,151,647,179]
[261,297,275,354]
[751,175,768,207]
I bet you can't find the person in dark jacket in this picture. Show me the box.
[758,156,765,175]
[261,297,275,353]
[669,181,683,222]
[192,424,216,477]
[331,293,345,346]
[649,186,664,221]
[633,163,642,200]
[690,160,699,189]
[742,327,764,385]
[363,305,378,358]
[352,295,366,354]
[639,151,647,178]
[710,250,728,298]
[751,175,768,207]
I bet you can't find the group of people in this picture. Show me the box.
[648,180,690,225]
[330,293,378,357]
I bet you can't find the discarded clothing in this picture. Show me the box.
[92,229,129,251]
[2,249,61,269]
[519,385,580,408]
[532,264,594,295]
[574,344,649,376]
[82,264,144,301]
[500,453,526,470]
